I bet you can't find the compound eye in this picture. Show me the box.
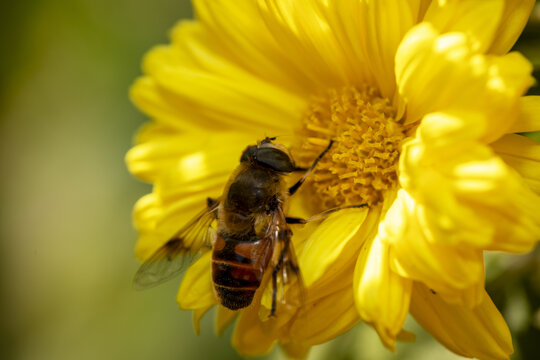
[255,147,295,172]
[240,145,258,162]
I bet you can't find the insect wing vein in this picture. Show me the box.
[133,200,219,289]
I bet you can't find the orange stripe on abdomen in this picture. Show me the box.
[211,233,272,310]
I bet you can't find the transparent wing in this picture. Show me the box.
[133,199,219,289]
[259,209,305,324]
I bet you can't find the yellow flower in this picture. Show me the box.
[127,0,540,359]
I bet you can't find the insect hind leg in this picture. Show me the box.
[269,230,294,317]
[270,262,281,317]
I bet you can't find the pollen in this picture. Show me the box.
[295,86,407,209]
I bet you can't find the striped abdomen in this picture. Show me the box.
[211,233,273,310]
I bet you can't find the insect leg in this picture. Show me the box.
[286,204,368,224]
[261,136,277,144]
[270,262,280,316]
[206,197,219,208]
[270,230,293,316]
[288,140,334,195]
[285,217,307,224]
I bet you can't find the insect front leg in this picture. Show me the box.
[288,140,334,195]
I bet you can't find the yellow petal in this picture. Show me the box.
[396,23,533,142]
[319,0,422,98]
[231,303,277,357]
[488,53,535,133]
[259,271,300,333]
[133,121,177,145]
[193,0,315,95]
[195,0,418,97]
[129,77,201,132]
[193,305,213,335]
[215,306,238,337]
[194,0,421,100]
[177,252,217,310]
[288,286,359,346]
[491,133,540,194]
[305,261,355,305]
[401,126,540,254]
[410,282,513,360]
[125,124,187,183]
[281,341,310,360]
[144,41,304,134]
[450,154,540,253]
[127,128,250,184]
[170,19,308,108]
[509,96,540,133]
[133,191,214,261]
[133,193,165,261]
[354,234,412,350]
[256,0,352,89]
[424,0,504,53]
[301,196,388,308]
[488,0,536,54]
[299,207,370,287]
[133,192,160,234]
[133,192,210,261]
[153,133,253,197]
[415,110,487,148]
[382,190,485,307]
[396,328,416,343]
[421,0,535,56]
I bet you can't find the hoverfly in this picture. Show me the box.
[134,137,364,315]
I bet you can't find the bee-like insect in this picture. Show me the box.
[134,137,363,314]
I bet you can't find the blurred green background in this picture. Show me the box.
[0,1,538,360]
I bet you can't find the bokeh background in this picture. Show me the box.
[1,1,539,359]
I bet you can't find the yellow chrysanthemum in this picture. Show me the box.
[127,0,540,359]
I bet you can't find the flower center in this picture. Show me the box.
[294,86,406,209]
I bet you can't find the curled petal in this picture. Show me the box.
[410,282,513,360]
[232,302,277,357]
[424,0,504,53]
[401,117,540,254]
[193,305,213,335]
[488,0,536,54]
[215,306,238,336]
[382,190,485,307]
[300,207,381,305]
[299,208,370,287]
[288,286,359,346]
[509,96,540,134]
[396,23,533,142]
[354,234,412,350]
[281,341,310,360]
[491,133,540,194]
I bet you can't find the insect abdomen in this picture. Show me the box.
[211,234,272,310]
[212,261,261,310]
